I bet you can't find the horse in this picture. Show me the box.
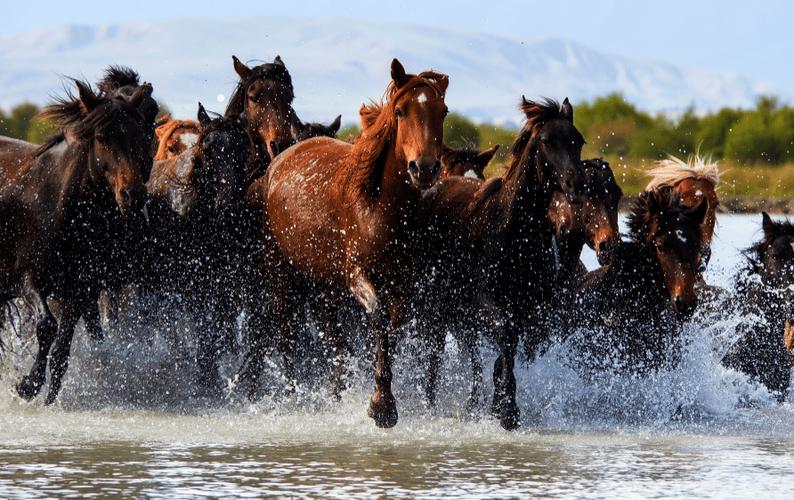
[723,213,794,400]
[439,144,500,180]
[573,189,707,372]
[414,97,585,428]
[225,55,298,177]
[645,153,720,273]
[547,158,623,289]
[0,79,153,403]
[139,103,252,391]
[153,115,200,160]
[241,59,449,428]
[291,114,342,142]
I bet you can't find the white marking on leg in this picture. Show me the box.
[350,271,378,314]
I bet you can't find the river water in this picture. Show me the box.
[1,214,793,498]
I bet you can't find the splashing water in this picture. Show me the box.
[1,214,793,497]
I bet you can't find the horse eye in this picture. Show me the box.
[442,107,449,118]
[395,108,404,119]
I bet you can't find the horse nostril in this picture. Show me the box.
[433,160,441,175]
[408,161,419,175]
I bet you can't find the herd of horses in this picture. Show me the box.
[1,57,792,430]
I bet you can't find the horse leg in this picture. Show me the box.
[236,293,270,398]
[350,269,398,428]
[490,321,520,430]
[195,302,225,396]
[313,293,350,400]
[463,327,483,416]
[422,321,444,409]
[82,293,104,343]
[44,295,83,404]
[16,277,58,401]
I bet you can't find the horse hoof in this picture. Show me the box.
[499,407,520,431]
[368,393,398,428]
[16,376,41,401]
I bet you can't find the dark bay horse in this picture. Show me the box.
[291,114,342,142]
[140,104,251,390]
[548,158,622,289]
[574,189,707,372]
[243,59,449,428]
[723,213,794,400]
[415,97,585,429]
[0,79,153,403]
[439,144,500,180]
[645,154,720,273]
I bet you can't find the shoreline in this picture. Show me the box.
[618,195,794,214]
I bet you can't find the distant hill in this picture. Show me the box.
[0,17,771,124]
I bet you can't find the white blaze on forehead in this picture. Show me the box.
[695,189,704,197]
[464,169,478,178]
[179,133,199,149]
[417,92,428,104]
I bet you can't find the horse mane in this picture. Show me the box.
[154,118,200,159]
[224,62,294,118]
[34,80,127,156]
[626,187,702,246]
[97,65,141,94]
[645,153,720,191]
[348,70,448,198]
[502,97,569,183]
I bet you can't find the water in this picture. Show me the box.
[2,213,794,498]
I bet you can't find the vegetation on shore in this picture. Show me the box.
[4,93,793,198]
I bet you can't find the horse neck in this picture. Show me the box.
[363,140,419,215]
[610,241,667,304]
[496,152,549,237]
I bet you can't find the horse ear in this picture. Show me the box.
[562,97,574,122]
[156,114,171,127]
[433,74,449,95]
[128,83,153,109]
[390,58,409,88]
[76,80,101,113]
[328,115,342,135]
[762,212,775,237]
[274,55,285,67]
[477,144,500,165]
[520,95,532,115]
[197,102,212,126]
[232,55,253,80]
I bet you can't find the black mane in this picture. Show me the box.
[97,65,141,94]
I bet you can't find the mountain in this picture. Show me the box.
[0,17,771,124]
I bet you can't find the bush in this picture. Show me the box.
[444,112,479,148]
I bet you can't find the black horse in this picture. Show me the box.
[723,212,794,401]
[573,189,707,372]
[0,79,153,403]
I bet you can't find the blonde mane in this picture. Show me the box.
[645,153,721,191]
[154,118,200,160]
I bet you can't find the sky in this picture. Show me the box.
[3,1,792,94]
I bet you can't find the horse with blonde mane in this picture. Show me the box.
[240,59,449,428]
[646,153,720,271]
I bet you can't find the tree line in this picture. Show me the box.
[4,94,793,166]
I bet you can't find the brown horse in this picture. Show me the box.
[645,154,720,272]
[242,59,448,428]
[548,158,623,288]
[414,97,585,428]
[439,144,500,180]
[0,79,153,403]
[153,115,200,160]
[225,55,297,175]
[574,189,707,372]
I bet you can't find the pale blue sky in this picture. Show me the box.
[4,1,792,92]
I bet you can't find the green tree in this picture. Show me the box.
[7,103,39,139]
[0,108,10,136]
[574,93,652,139]
[444,112,479,148]
[26,118,57,144]
[337,124,361,142]
[695,108,742,158]
[476,123,516,164]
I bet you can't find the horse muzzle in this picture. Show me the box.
[408,158,442,190]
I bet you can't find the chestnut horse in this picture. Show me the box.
[153,115,200,160]
[242,59,448,428]
[414,97,585,428]
[0,79,153,403]
[724,213,794,400]
[645,154,720,272]
[574,189,707,372]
